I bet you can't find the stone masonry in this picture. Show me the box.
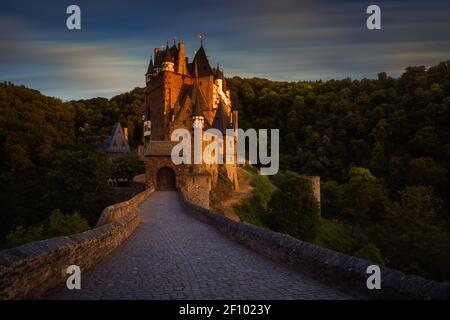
[0,187,154,299]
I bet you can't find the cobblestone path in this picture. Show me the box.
[51,191,352,299]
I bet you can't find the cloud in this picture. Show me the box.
[0,16,150,99]
[1,0,450,99]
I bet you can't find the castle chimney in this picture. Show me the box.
[232,110,238,131]
[177,42,187,75]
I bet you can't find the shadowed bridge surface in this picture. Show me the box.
[51,191,352,299]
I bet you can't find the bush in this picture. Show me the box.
[47,209,90,238]
[354,243,386,265]
[4,209,90,248]
[5,225,44,248]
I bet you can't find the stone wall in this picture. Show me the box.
[0,187,154,300]
[178,189,450,299]
[183,172,211,209]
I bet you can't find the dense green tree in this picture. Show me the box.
[340,167,387,231]
[377,186,450,279]
[46,148,116,225]
[266,171,320,241]
[111,155,145,180]
[47,210,90,238]
[5,225,45,248]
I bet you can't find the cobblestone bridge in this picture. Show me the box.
[50,191,352,299]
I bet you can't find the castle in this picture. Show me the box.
[143,41,239,208]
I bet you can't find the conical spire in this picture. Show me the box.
[146,56,154,75]
[163,44,174,62]
[191,83,206,118]
[214,63,224,80]
[193,45,208,63]
[212,101,230,135]
[192,45,213,77]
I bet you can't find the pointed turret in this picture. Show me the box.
[161,43,175,72]
[212,101,231,135]
[191,83,207,117]
[192,45,213,77]
[163,44,174,62]
[170,39,179,57]
[193,45,208,63]
[145,56,154,84]
[214,64,224,80]
[191,83,207,129]
[146,56,154,75]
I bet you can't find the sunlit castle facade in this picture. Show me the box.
[142,41,239,208]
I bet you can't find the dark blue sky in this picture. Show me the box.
[1,0,449,100]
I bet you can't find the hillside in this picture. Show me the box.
[226,61,450,280]
[0,83,145,248]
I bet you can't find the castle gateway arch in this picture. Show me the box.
[156,166,176,190]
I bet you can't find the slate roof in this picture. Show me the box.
[146,57,154,75]
[191,45,213,77]
[144,141,179,156]
[211,101,231,135]
[163,44,174,62]
[214,65,224,80]
[190,82,208,117]
[101,122,130,154]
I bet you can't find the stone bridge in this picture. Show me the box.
[50,191,348,299]
[1,189,449,300]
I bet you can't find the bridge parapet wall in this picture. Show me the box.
[0,187,154,299]
[178,189,450,300]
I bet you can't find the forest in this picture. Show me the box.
[0,83,145,248]
[1,60,449,280]
[228,61,450,281]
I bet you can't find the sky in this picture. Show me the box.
[0,0,449,100]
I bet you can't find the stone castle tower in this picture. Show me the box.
[143,41,239,208]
